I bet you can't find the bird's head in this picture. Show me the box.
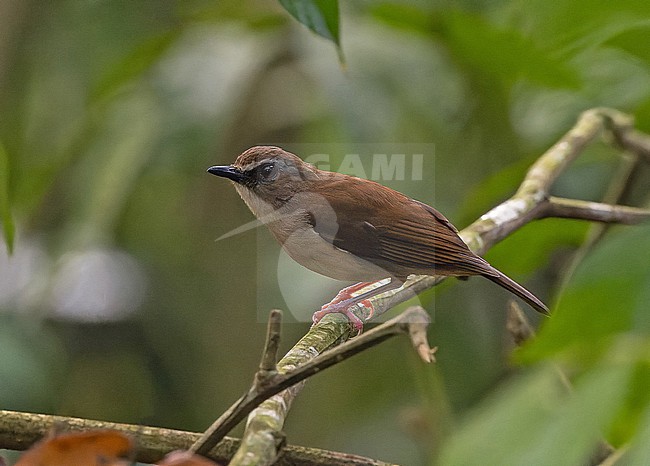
[208,146,321,211]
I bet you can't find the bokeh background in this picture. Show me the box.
[1,1,650,465]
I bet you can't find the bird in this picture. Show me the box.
[208,146,549,333]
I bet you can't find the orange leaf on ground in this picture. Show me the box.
[16,429,133,466]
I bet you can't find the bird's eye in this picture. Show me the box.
[258,162,277,181]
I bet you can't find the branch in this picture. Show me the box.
[0,410,394,466]
[224,108,650,464]
[255,308,283,386]
[0,409,231,465]
[505,301,535,346]
[191,307,432,459]
[605,110,650,162]
[542,196,650,224]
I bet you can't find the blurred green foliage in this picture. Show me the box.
[0,144,13,252]
[1,1,650,465]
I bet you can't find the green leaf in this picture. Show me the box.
[0,142,14,253]
[514,364,631,465]
[91,29,180,102]
[628,402,650,466]
[439,363,632,466]
[634,96,650,133]
[439,367,563,466]
[604,23,650,66]
[609,360,650,446]
[370,4,434,37]
[373,5,581,89]
[520,222,650,363]
[278,0,341,47]
[444,10,581,89]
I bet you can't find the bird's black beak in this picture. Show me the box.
[207,165,245,183]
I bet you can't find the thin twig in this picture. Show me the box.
[505,301,535,346]
[597,446,629,466]
[542,196,650,224]
[605,109,650,162]
[256,309,283,388]
[407,314,437,363]
[191,307,432,456]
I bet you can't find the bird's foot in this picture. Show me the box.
[311,281,391,335]
[324,282,374,306]
[311,298,373,335]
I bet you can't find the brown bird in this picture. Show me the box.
[208,146,549,333]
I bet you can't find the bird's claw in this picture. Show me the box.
[311,299,373,336]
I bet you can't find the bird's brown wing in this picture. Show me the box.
[308,175,492,278]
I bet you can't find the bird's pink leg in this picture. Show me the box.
[321,282,374,307]
[311,300,372,335]
[311,282,381,335]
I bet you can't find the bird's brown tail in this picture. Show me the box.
[483,269,549,315]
